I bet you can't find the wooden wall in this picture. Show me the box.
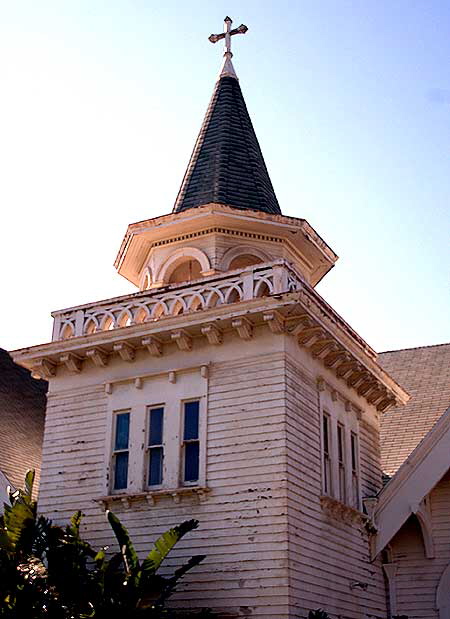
[38,333,389,618]
[390,472,450,618]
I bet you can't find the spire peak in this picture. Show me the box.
[208,16,248,80]
[172,18,280,216]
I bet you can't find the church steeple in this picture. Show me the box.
[173,17,281,216]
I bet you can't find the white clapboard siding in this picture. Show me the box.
[38,343,390,618]
[39,353,291,619]
[391,473,450,618]
[285,357,388,618]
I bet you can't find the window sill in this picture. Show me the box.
[320,495,368,525]
[95,486,210,509]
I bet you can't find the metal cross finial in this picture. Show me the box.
[209,16,248,58]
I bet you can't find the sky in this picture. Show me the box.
[0,0,449,353]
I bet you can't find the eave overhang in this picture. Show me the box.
[12,286,408,415]
[114,204,338,288]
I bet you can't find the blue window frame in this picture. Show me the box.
[113,412,130,491]
[183,400,200,483]
[147,407,164,486]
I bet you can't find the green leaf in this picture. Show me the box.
[24,469,35,499]
[142,519,199,575]
[68,510,83,537]
[3,500,34,550]
[106,510,139,574]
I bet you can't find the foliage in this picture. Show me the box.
[0,470,209,618]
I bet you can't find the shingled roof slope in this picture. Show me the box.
[173,75,281,215]
[379,342,450,478]
[0,349,46,492]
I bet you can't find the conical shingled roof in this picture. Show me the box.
[173,74,281,215]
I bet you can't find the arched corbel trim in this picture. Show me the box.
[220,245,271,271]
[437,563,450,618]
[411,498,435,559]
[156,247,211,283]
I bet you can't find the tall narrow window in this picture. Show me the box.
[147,407,164,486]
[183,400,200,483]
[112,412,130,491]
[337,423,346,503]
[322,413,332,496]
[351,432,360,509]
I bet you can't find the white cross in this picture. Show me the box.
[208,16,248,58]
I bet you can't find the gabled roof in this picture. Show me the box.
[173,74,281,216]
[374,404,450,557]
[378,342,450,478]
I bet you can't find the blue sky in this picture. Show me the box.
[1,1,449,352]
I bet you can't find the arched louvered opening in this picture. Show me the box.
[229,254,264,270]
[168,259,202,284]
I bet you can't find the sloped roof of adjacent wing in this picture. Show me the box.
[374,403,450,557]
[378,342,450,479]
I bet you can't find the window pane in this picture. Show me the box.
[323,415,329,453]
[115,413,130,450]
[184,401,199,440]
[351,433,357,470]
[114,452,128,490]
[149,408,164,446]
[337,425,344,462]
[184,442,199,482]
[148,447,163,486]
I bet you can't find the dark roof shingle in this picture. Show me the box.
[0,349,46,491]
[173,75,281,215]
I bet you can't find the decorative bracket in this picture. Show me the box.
[113,342,135,362]
[411,498,435,558]
[232,317,253,340]
[324,349,348,368]
[32,358,56,379]
[142,336,163,357]
[201,323,223,345]
[134,377,143,390]
[363,497,378,532]
[60,352,83,374]
[297,326,324,347]
[317,376,326,392]
[263,310,284,334]
[86,347,108,367]
[171,329,192,351]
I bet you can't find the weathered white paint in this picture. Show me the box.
[374,405,450,558]
[387,474,450,618]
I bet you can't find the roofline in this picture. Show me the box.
[373,404,450,557]
[379,341,450,355]
[114,203,338,272]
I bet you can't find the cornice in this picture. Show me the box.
[13,288,408,412]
